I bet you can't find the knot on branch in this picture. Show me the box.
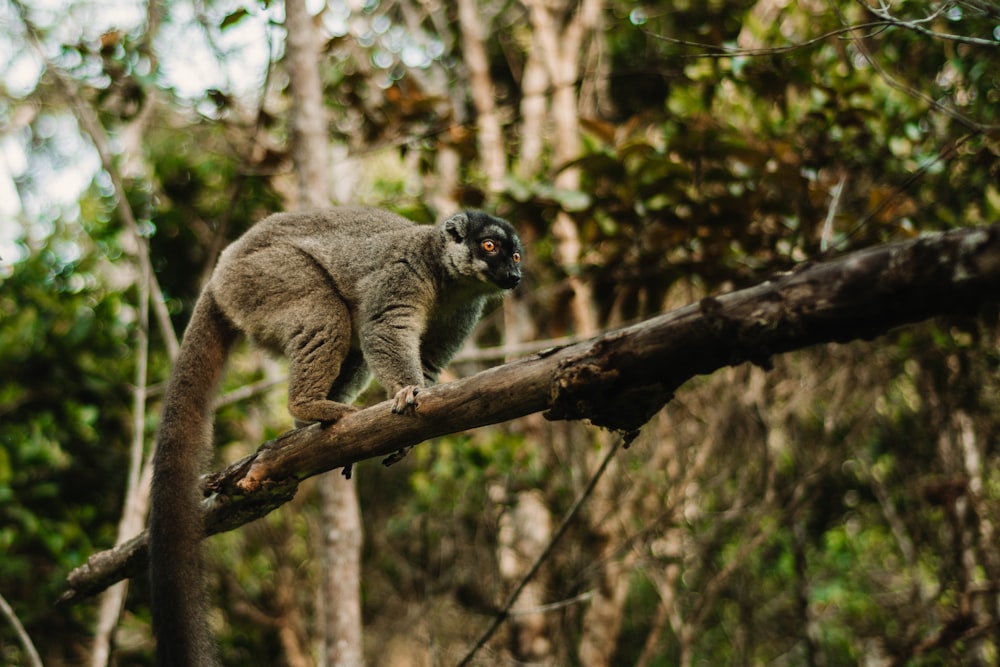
[202,477,300,535]
[544,336,673,433]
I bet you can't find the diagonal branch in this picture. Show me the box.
[60,222,1000,603]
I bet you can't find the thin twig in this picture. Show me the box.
[837,1,996,135]
[856,0,1000,47]
[0,591,43,667]
[454,333,593,363]
[507,590,596,616]
[645,21,894,58]
[820,173,847,253]
[212,375,287,410]
[841,133,977,246]
[455,434,628,667]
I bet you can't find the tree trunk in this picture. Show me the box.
[318,478,364,667]
[285,0,329,210]
[521,2,621,660]
[456,0,506,193]
[284,0,364,664]
[523,0,601,336]
[576,450,630,667]
[516,28,549,179]
[496,489,554,662]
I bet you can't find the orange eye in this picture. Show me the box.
[481,239,496,252]
[512,252,521,264]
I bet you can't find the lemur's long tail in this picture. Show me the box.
[149,291,237,667]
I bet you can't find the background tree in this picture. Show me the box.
[2,0,1000,665]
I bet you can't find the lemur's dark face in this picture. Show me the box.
[467,211,523,290]
[444,211,524,290]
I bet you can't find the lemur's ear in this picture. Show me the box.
[443,212,470,242]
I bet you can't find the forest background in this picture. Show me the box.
[2,0,1000,665]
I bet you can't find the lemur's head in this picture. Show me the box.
[442,211,523,290]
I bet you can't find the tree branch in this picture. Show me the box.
[0,591,42,667]
[856,0,1000,48]
[61,223,1000,603]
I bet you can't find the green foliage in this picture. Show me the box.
[0,209,133,659]
[503,0,1000,323]
[143,114,286,309]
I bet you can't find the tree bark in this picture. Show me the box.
[523,0,603,336]
[285,0,329,210]
[284,0,364,663]
[456,0,506,193]
[318,476,363,667]
[516,28,549,179]
[496,489,554,662]
[61,223,1000,601]
[518,4,610,658]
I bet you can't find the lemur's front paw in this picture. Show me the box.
[391,385,421,414]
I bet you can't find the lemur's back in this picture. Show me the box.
[242,206,415,245]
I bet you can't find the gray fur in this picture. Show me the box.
[149,206,522,665]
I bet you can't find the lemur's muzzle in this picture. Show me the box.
[497,269,521,289]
